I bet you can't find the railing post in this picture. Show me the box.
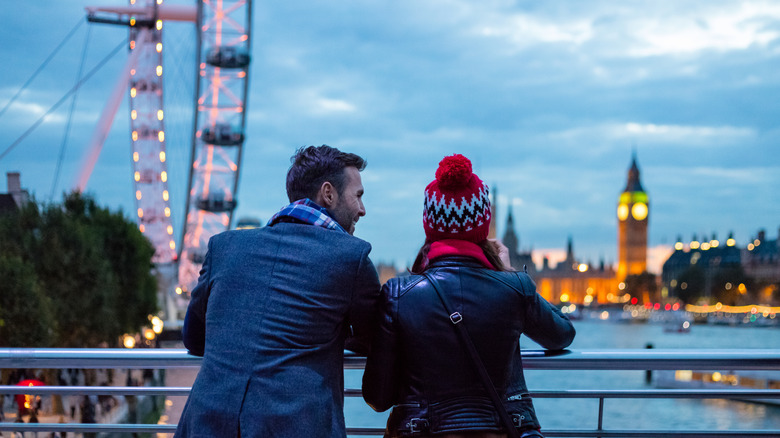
[597,396,605,438]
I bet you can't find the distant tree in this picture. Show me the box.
[0,255,54,347]
[0,192,158,348]
[62,192,157,341]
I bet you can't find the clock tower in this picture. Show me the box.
[617,153,648,281]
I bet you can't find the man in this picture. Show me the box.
[175,145,381,438]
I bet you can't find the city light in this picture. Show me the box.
[151,316,164,334]
[674,242,684,250]
[156,43,162,53]
[123,334,135,349]
[132,131,138,141]
[747,243,755,251]
[560,293,570,302]
[158,131,165,142]
[163,190,169,201]
[156,65,163,76]
[578,263,588,272]
[727,238,736,246]
[136,191,142,200]
[690,240,700,249]
[133,152,139,162]
[175,287,183,295]
[157,110,164,120]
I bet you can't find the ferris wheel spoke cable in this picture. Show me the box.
[0,38,126,162]
[51,24,93,200]
[0,19,85,120]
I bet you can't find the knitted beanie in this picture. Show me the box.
[423,154,491,243]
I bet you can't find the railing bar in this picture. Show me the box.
[2,386,777,399]
[0,385,191,395]
[3,348,780,370]
[1,424,778,437]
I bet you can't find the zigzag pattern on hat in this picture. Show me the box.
[424,183,490,233]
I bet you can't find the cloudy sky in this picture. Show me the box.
[1,0,779,273]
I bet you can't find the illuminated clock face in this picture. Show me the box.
[631,202,648,220]
[617,204,629,221]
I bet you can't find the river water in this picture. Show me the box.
[344,319,780,434]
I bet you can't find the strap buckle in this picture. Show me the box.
[449,311,463,324]
[407,418,429,433]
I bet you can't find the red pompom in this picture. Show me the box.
[435,154,473,189]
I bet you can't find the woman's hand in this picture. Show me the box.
[489,238,512,269]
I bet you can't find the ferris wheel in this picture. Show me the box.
[84,0,252,319]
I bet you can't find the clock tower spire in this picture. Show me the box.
[617,151,648,281]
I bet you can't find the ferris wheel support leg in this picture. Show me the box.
[74,31,145,192]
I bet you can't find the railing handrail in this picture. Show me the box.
[2,347,780,370]
[2,385,779,400]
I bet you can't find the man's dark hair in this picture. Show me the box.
[286,145,367,202]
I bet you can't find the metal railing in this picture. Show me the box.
[1,348,779,437]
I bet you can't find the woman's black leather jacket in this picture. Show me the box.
[362,257,576,437]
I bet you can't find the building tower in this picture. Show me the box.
[617,152,649,281]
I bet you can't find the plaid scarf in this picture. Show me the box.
[267,198,347,233]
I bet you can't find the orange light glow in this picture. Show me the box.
[241,35,248,41]
[167,225,174,235]
[163,190,169,201]
[161,171,168,182]
[130,40,136,50]
[130,69,136,76]
[137,208,144,218]
[133,152,139,162]
[134,171,141,181]
[159,151,166,162]
[156,21,163,30]
[156,43,162,53]
[130,18,136,26]
[169,240,176,250]
[130,88,137,98]
[136,191,142,200]
[132,131,138,141]
[131,110,137,120]
[139,224,145,232]
[165,207,171,217]
[156,65,163,76]
[157,110,164,120]
[158,131,165,142]
[238,71,246,78]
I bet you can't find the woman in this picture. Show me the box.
[362,154,576,438]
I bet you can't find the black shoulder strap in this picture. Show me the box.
[422,271,522,438]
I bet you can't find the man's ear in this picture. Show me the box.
[316,181,337,207]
